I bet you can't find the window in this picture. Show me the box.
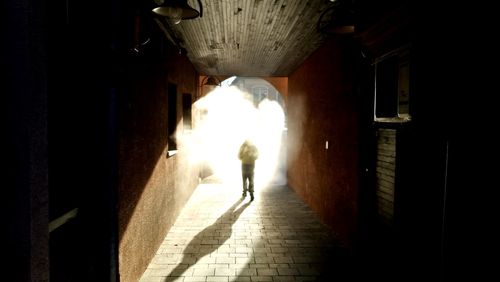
[374,46,411,123]
[167,83,177,154]
[182,93,192,132]
[252,86,269,105]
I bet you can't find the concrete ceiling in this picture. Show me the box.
[155,0,339,77]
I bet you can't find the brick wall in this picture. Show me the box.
[118,45,199,282]
[287,38,359,247]
[375,128,396,223]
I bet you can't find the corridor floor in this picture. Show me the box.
[139,177,350,282]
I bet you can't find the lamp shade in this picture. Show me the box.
[317,3,355,35]
[152,0,200,20]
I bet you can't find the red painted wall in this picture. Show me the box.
[264,77,288,98]
[287,38,359,247]
[118,47,199,282]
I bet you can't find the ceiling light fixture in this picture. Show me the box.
[201,76,221,87]
[152,0,203,24]
[317,0,355,35]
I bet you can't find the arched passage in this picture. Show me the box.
[188,76,287,189]
[227,77,287,186]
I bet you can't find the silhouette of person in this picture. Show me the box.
[238,139,259,201]
[162,199,250,282]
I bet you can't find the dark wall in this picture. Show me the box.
[4,0,198,280]
[287,38,359,247]
[4,0,123,281]
[353,2,491,281]
[3,0,49,280]
[117,22,199,282]
[45,0,121,280]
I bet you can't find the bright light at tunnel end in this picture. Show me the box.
[177,84,286,189]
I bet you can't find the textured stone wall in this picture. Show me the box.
[118,48,199,282]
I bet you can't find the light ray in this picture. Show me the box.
[178,86,285,189]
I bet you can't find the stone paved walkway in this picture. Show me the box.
[139,177,349,282]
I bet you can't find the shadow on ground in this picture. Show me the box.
[163,198,250,281]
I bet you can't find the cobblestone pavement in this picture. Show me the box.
[139,177,349,282]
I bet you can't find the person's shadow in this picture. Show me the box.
[163,198,250,281]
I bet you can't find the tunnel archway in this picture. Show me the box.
[191,76,287,188]
[227,77,287,187]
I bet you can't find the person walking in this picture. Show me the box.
[238,139,259,201]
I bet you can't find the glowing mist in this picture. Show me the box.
[177,86,286,189]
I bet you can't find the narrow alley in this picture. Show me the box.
[140,177,348,282]
[5,0,483,281]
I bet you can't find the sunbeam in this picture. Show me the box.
[178,85,285,190]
